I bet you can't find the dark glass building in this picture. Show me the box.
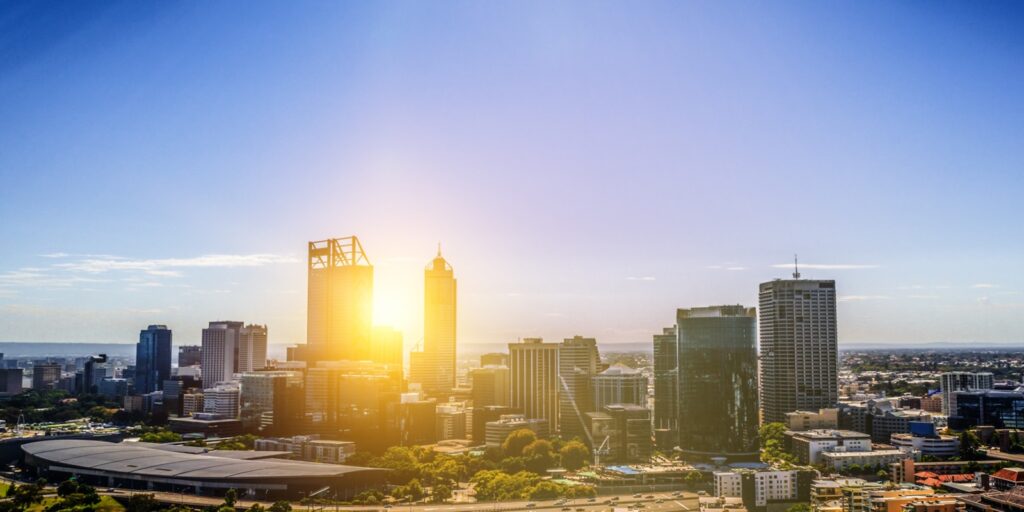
[950,390,1024,430]
[136,325,172,394]
[676,305,760,462]
[653,326,677,449]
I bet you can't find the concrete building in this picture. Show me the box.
[305,236,374,363]
[435,402,467,441]
[677,305,760,462]
[822,449,916,472]
[586,404,652,464]
[714,467,815,509]
[203,382,241,418]
[758,278,839,424]
[182,392,204,416]
[558,335,601,445]
[652,327,678,441]
[201,321,243,386]
[786,409,839,431]
[32,363,62,391]
[470,366,510,408]
[592,364,647,410]
[940,372,994,415]
[136,325,173,394]
[785,429,872,465]
[0,368,24,397]
[472,405,520,443]
[240,370,304,431]
[480,353,508,367]
[255,435,357,465]
[178,345,202,367]
[509,338,560,432]
[484,414,549,447]
[237,324,268,373]
[839,400,935,443]
[890,429,960,459]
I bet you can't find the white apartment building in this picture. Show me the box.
[203,383,240,418]
[715,469,801,507]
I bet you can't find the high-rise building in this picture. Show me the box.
[0,368,23,397]
[509,338,560,432]
[470,366,510,408]
[136,325,173,394]
[178,345,202,367]
[306,237,374,363]
[413,248,457,396]
[558,336,601,444]
[237,324,268,373]
[240,370,304,432]
[32,363,62,391]
[372,326,404,368]
[480,353,509,367]
[677,305,760,462]
[201,321,243,385]
[759,278,839,424]
[652,327,678,433]
[939,372,994,415]
[592,364,647,410]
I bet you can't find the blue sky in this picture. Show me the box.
[1,1,1023,349]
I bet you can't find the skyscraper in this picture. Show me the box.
[509,338,560,432]
[201,321,242,385]
[415,247,457,396]
[306,236,374,363]
[592,364,647,410]
[136,325,173,394]
[558,335,601,443]
[677,305,760,462]
[237,324,268,373]
[759,277,839,424]
[652,327,678,433]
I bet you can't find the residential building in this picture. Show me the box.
[305,236,374,363]
[940,372,994,416]
[759,278,839,423]
[677,305,760,462]
[821,449,916,472]
[714,468,815,510]
[592,364,647,410]
[201,321,243,385]
[785,429,872,465]
[509,338,560,433]
[237,324,268,373]
[990,468,1024,491]
[484,414,549,447]
[786,409,839,431]
[136,325,173,394]
[203,382,241,418]
[255,435,357,464]
[558,335,601,445]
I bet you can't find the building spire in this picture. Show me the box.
[437,241,442,258]
[793,254,801,279]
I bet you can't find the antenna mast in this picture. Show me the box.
[793,254,801,279]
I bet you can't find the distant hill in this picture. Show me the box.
[0,342,136,358]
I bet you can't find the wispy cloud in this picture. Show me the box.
[838,295,891,302]
[707,265,747,271]
[773,263,879,270]
[40,252,69,259]
[0,268,108,288]
[972,283,999,289]
[54,253,298,274]
[626,276,656,281]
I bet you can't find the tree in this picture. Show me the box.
[268,501,292,512]
[559,440,590,471]
[125,493,161,512]
[528,481,561,501]
[9,479,46,510]
[140,429,183,443]
[248,504,266,512]
[759,422,794,465]
[224,488,238,508]
[431,484,452,503]
[503,429,538,457]
[57,479,79,497]
[786,504,812,512]
[959,430,982,460]
[523,440,556,473]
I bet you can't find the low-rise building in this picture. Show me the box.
[786,429,872,465]
[991,468,1024,491]
[821,449,917,473]
[890,433,959,459]
[255,435,356,464]
[714,468,815,509]
[484,414,548,447]
[787,409,840,431]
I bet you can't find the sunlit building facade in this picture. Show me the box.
[201,321,243,385]
[412,248,457,396]
[305,237,374,363]
[509,338,560,433]
[237,324,268,373]
[558,335,601,444]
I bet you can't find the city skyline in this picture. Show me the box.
[3,3,1024,347]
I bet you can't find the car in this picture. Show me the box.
[576,508,585,512]
[527,503,537,508]
[562,507,571,511]
[657,499,664,504]
[698,491,708,496]
[645,495,655,499]
[106,488,116,493]
[634,493,643,498]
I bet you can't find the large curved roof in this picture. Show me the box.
[23,439,383,481]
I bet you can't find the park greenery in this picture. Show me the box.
[759,422,795,466]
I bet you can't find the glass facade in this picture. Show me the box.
[136,325,172,394]
[676,306,760,462]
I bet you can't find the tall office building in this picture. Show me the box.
[32,362,62,391]
[178,345,202,367]
[470,366,510,408]
[558,336,601,443]
[759,277,839,424]
[940,372,994,415]
[136,325,173,394]
[372,326,404,368]
[201,321,243,385]
[677,305,760,462]
[652,327,678,432]
[0,369,23,397]
[509,338,560,432]
[592,364,647,410]
[237,324,268,372]
[414,247,457,396]
[306,237,374,363]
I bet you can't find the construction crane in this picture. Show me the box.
[593,435,611,466]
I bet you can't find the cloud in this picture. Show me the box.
[972,283,999,289]
[0,268,107,288]
[838,295,891,302]
[54,253,298,274]
[707,265,747,271]
[907,294,941,300]
[772,263,879,270]
[40,252,69,258]
[626,276,656,281]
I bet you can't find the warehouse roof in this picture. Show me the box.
[23,439,383,481]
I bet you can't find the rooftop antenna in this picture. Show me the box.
[437,242,442,258]
[793,254,801,279]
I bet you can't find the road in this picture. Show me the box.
[109,489,700,512]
